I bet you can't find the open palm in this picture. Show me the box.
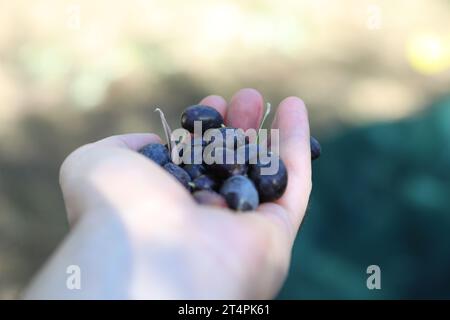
[25,88,312,299]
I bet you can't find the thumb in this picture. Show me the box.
[59,134,192,226]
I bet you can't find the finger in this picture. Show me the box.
[269,96,312,231]
[199,95,227,119]
[60,133,161,190]
[226,88,264,130]
[60,133,192,226]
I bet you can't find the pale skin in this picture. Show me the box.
[23,88,312,299]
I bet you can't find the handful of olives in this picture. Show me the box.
[139,104,321,211]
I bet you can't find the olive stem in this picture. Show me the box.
[257,102,271,144]
[154,108,175,159]
[188,182,196,188]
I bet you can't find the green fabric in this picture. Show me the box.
[278,96,450,299]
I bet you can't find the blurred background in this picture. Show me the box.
[0,0,449,299]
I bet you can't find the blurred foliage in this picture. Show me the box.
[279,96,450,299]
[0,0,450,298]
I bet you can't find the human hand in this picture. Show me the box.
[24,88,311,299]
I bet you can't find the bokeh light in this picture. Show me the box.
[407,33,450,75]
